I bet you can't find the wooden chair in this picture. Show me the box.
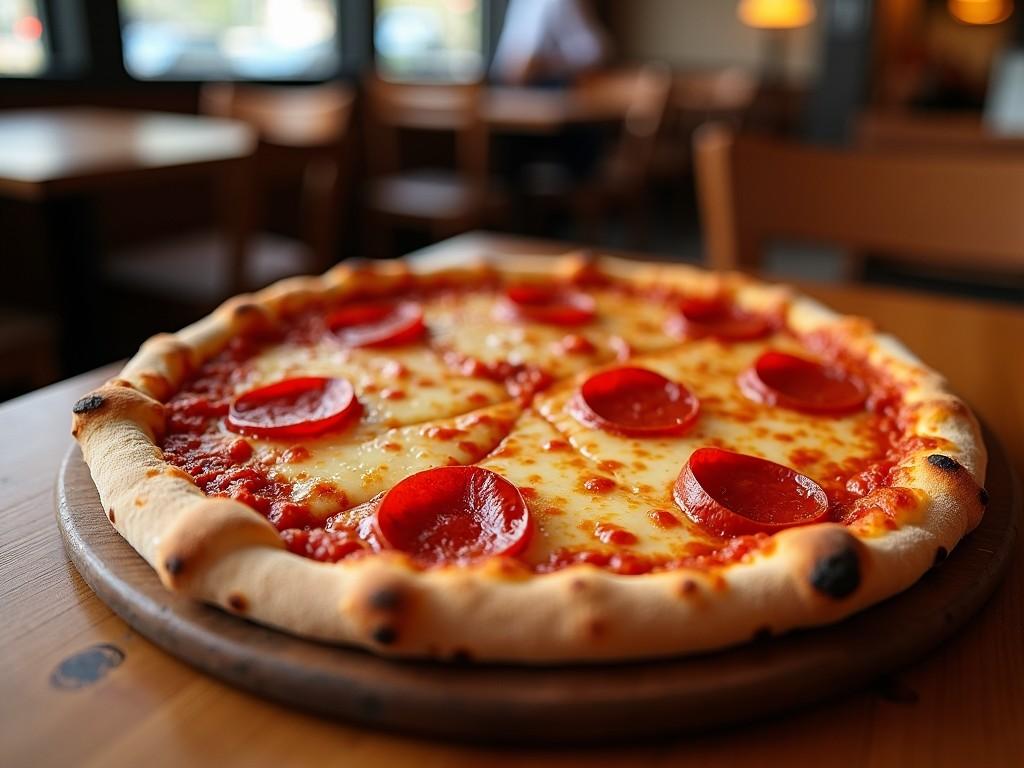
[362,78,493,257]
[857,110,1024,154]
[651,67,758,179]
[106,83,355,308]
[202,82,356,279]
[514,66,673,247]
[573,64,674,247]
[694,123,1024,278]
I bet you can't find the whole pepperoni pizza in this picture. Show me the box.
[71,251,988,662]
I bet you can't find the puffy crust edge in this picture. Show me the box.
[71,250,988,663]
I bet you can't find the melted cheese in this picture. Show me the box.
[197,290,893,565]
[243,341,507,428]
[478,409,715,565]
[421,288,678,378]
[534,336,887,507]
[257,400,522,516]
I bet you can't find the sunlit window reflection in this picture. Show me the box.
[119,0,340,80]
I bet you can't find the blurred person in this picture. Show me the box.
[491,0,610,87]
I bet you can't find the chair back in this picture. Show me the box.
[363,77,487,185]
[588,65,672,189]
[200,83,356,279]
[200,83,355,148]
[694,123,1024,274]
[857,110,1024,154]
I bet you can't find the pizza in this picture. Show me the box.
[70,250,988,662]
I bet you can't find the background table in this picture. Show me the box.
[1,232,1021,767]
[0,108,255,373]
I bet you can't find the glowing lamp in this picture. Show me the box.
[738,0,816,29]
[948,0,1014,25]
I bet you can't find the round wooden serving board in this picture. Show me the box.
[57,424,1019,745]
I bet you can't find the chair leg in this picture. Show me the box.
[222,155,259,293]
[573,191,602,245]
[303,160,340,273]
[366,210,395,259]
[625,191,651,250]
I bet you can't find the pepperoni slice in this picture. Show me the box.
[375,466,531,565]
[500,284,596,325]
[739,351,867,414]
[226,377,360,439]
[675,447,829,536]
[571,366,700,436]
[327,301,426,348]
[666,297,772,341]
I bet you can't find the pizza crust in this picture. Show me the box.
[71,251,988,662]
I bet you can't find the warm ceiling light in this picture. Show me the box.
[737,0,816,29]
[948,0,1014,25]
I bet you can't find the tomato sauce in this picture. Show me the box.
[158,279,922,573]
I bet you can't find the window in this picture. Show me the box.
[0,0,47,76]
[119,0,340,80]
[375,0,483,82]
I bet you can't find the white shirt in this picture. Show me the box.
[491,0,609,84]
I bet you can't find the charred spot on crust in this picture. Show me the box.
[927,454,961,472]
[451,647,473,663]
[232,302,263,318]
[372,625,397,645]
[752,626,772,642]
[72,394,104,414]
[107,508,116,524]
[809,547,860,599]
[585,618,608,640]
[979,487,990,506]
[368,588,402,611]
[933,546,948,566]
[569,578,588,593]
[678,578,699,597]
[227,594,249,613]
[164,556,186,576]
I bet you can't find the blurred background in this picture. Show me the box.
[1,0,1022,399]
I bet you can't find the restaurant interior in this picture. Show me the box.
[4,2,1024,763]
[0,0,1022,396]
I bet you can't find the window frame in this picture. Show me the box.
[0,0,505,87]
[116,0,364,84]
[370,0,506,83]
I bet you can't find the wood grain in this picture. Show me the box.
[55,431,1018,744]
[1,233,1023,766]
[693,124,1024,273]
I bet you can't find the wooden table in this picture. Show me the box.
[2,232,1022,767]
[0,108,255,201]
[0,108,256,373]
